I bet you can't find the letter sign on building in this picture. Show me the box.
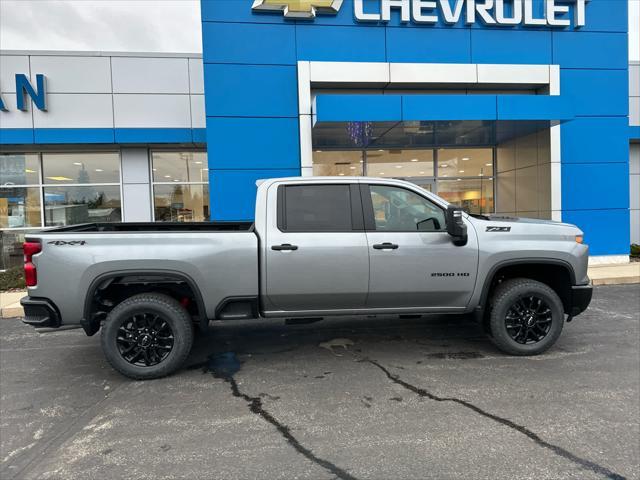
[252,0,588,27]
[0,74,47,112]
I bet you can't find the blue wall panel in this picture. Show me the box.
[206,117,300,170]
[568,0,628,32]
[296,25,386,62]
[316,95,402,122]
[561,69,628,117]
[561,117,630,163]
[37,128,115,144]
[209,168,300,221]
[471,29,552,65]
[202,22,296,65]
[201,0,289,24]
[204,64,298,117]
[0,129,34,144]
[386,27,471,63]
[497,95,573,121]
[552,32,628,69]
[403,95,496,121]
[562,209,630,255]
[562,163,629,210]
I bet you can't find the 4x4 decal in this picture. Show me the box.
[47,240,87,246]
[486,226,511,232]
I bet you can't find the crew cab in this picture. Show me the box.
[20,177,592,379]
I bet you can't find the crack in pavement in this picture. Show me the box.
[224,376,359,480]
[366,359,626,480]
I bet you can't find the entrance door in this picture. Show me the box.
[361,183,478,310]
[265,182,369,312]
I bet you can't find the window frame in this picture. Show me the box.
[277,183,364,233]
[360,183,447,233]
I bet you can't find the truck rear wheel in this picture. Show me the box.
[100,293,194,380]
[488,278,564,356]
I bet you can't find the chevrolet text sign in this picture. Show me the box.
[253,0,589,27]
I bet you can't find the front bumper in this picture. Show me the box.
[569,284,593,317]
[20,297,61,328]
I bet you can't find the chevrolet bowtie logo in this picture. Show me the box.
[252,0,343,19]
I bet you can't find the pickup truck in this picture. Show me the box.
[20,177,592,379]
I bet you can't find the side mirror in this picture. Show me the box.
[446,205,468,246]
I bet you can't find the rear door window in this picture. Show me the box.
[279,184,355,232]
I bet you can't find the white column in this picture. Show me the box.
[120,147,152,222]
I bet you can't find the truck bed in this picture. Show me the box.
[36,222,254,233]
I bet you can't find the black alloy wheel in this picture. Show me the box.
[504,295,553,345]
[488,278,564,356]
[116,313,175,367]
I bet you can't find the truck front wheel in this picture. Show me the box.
[488,278,564,356]
[100,293,194,380]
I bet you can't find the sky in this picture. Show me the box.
[0,0,638,60]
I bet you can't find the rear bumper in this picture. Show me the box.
[570,283,593,317]
[20,297,61,328]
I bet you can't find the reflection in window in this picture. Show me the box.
[438,179,494,215]
[154,184,209,222]
[312,150,363,176]
[1,230,40,270]
[369,185,445,232]
[0,187,41,228]
[44,186,122,226]
[152,152,208,183]
[1,153,40,186]
[42,152,120,184]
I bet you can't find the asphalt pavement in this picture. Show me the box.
[1,284,639,480]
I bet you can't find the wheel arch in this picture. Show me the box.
[479,258,576,318]
[82,269,208,336]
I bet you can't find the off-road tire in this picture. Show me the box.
[101,293,194,380]
[488,278,564,356]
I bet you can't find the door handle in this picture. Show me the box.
[373,242,399,250]
[271,243,298,251]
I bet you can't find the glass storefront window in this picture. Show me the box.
[42,152,120,184]
[43,185,122,226]
[1,153,40,186]
[438,178,494,215]
[0,187,41,228]
[152,152,209,183]
[437,149,493,178]
[366,149,435,177]
[312,150,363,176]
[153,184,209,222]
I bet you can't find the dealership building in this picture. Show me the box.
[1,0,638,270]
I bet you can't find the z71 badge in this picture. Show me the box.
[486,226,511,232]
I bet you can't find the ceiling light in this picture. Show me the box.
[350,166,356,170]
[442,174,448,177]
[410,158,419,162]
[462,157,470,161]
[395,165,402,169]
[479,173,484,176]
[153,168,157,171]
[338,173,345,176]
[359,160,364,163]
[379,172,385,175]
[164,175,171,178]
[378,149,384,152]
[486,163,492,166]
[419,171,425,174]
[46,176,73,181]
[25,169,36,173]
[173,179,179,182]
[95,169,103,172]
[440,164,448,168]
[195,161,202,165]
[459,170,465,173]
[315,150,323,153]
[457,178,462,181]
[73,162,82,166]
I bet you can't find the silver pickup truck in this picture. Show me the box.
[21,177,592,379]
